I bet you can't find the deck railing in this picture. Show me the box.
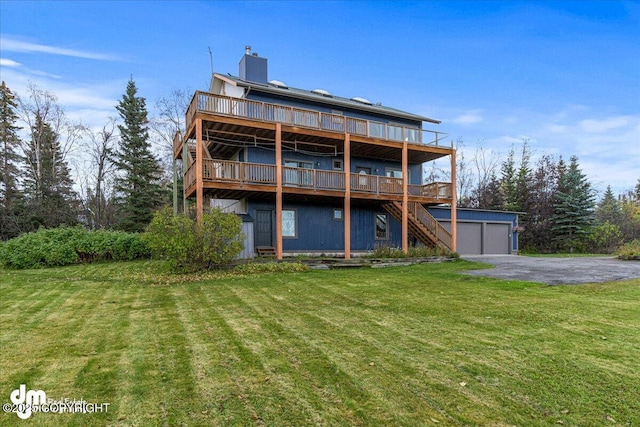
[408,181,452,199]
[408,202,453,249]
[185,91,449,147]
[185,159,451,200]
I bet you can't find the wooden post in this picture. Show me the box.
[172,159,178,215]
[402,141,409,254]
[450,149,457,252]
[344,134,351,260]
[195,118,203,223]
[275,123,283,260]
[182,142,188,215]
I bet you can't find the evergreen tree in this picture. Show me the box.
[0,81,26,239]
[475,172,504,210]
[514,141,532,212]
[23,114,78,228]
[113,79,164,232]
[595,185,622,225]
[500,145,518,211]
[551,156,595,252]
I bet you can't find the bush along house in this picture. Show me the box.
[172,46,458,259]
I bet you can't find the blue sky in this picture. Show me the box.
[1,0,639,195]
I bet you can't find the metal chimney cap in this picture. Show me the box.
[245,45,251,55]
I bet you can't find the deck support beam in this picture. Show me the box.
[195,118,203,223]
[402,141,409,254]
[450,149,457,252]
[344,134,351,260]
[182,141,188,215]
[275,123,283,260]
[172,158,178,214]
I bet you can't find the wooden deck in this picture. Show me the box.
[175,92,450,158]
[183,159,452,203]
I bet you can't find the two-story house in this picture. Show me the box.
[172,47,458,259]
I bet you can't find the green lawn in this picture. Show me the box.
[1,260,638,426]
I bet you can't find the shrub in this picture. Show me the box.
[0,226,150,269]
[617,240,640,260]
[143,207,244,272]
[588,222,624,254]
[369,244,457,259]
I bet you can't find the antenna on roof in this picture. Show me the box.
[208,46,214,75]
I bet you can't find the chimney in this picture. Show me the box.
[239,46,267,84]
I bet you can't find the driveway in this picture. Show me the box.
[462,255,640,285]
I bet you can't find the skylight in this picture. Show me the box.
[311,88,332,97]
[351,96,373,105]
[269,79,288,89]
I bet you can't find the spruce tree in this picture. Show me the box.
[113,79,164,232]
[500,145,518,211]
[596,185,622,225]
[551,156,595,252]
[0,81,25,239]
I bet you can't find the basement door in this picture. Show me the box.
[255,210,273,248]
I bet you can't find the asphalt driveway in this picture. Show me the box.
[462,255,640,285]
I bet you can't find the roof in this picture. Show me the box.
[428,206,525,215]
[214,73,441,125]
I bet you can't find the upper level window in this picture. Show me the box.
[369,122,385,139]
[333,160,343,171]
[405,128,419,143]
[388,125,403,141]
[386,168,402,178]
[284,160,313,186]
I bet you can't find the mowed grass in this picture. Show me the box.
[0,260,638,427]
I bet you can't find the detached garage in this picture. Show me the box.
[427,207,521,255]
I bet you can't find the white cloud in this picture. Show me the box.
[1,37,121,61]
[443,105,639,194]
[579,116,631,133]
[1,56,62,78]
[0,68,122,128]
[452,110,483,125]
[0,58,21,67]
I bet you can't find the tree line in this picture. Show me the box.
[444,140,640,253]
[0,80,186,240]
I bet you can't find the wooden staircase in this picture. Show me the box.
[186,142,212,165]
[382,201,453,251]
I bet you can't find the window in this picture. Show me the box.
[333,208,343,221]
[405,128,419,143]
[388,125,403,141]
[369,122,385,139]
[282,209,297,238]
[284,160,313,186]
[375,213,389,240]
[386,168,402,178]
[333,160,343,170]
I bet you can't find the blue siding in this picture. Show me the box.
[246,92,421,128]
[428,207,519,224]
[247,200,402,252]
[247,147,421,184]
